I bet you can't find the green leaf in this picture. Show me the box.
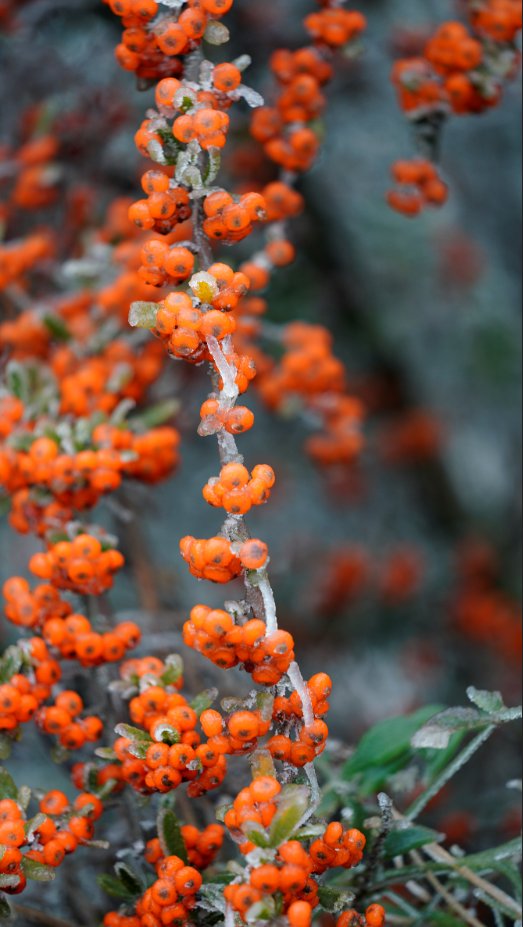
[463,836,522,871]
[131,398,180,430]
[244,821,270,848]
[114,862,144,896]
[343,705,443,778]
[21,858,56,882]
[129,301,159,329]
[95,747,118,761]
[0,736,11,761]
[153,723,181,745]
[269,785,310,847]
[127,741,151,760]
[17,786,31,811]
[412,708,521,750]
[25,813,47,839]
[6,363,25,400]
[246,899,276,924]
[43,315,71,342]
[114,723,153,743]
[161,654,184,687]
[0,647,23,686]
[427,913,465,926]
[0,768,18,802]
[422,731,467,779]
[467,687,506,714]
[191,688,218,717]
[98,873,136,901]
[0,895,11,918]
[384,825,443,858]
[157,807,188,862]
[318,886,355,913]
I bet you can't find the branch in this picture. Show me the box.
[410,849,488,927]
[13,904,82,927]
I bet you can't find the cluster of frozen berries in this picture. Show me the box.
[37,690,103,750]
[202,462,275,515]
[104,855,203,927]
[389,5,521,213]
[28,533,124,596]
[387,159,448,216]
[202,190,267,243]
[0,788,102,895]
[107,0,235,82]
[252,11,366,172]
[183,607,294,683]
[129,170,192,236]
[223,777,386,927]
[0,426,180,509]
[145,823,224,872]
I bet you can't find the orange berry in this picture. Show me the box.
[239,539,268,570]
[213,63,242,92]
[287,901,313,927]
[228,711,260,742]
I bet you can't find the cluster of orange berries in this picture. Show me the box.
[146,823,224,871]
[202,462,275,515]
[252,13,365,172]
[389,5,521,213]
[112,678,230,797]
[452,540,522,664]
[0,790,102,894]
[104,855,204,927]
[107,0,234,82]
[151,291,233,363]
[304,7,367,48]
[313,544,424,616]
[198,398,255,437]
[173,107,230,151]
[202,190,267,243]
[338,907,386,927]
[183,607,294,683]
[3,577,140,664]
[0,426,180,512]
[0,231,54,289]
[44,615,140,668]
[387,159,448,216]
[179,535,271,581]
[179,535,241,584]
[470,0,522,41]
[391,15,518,118]
[129,170,192,236]
[37,690,103,750]
[0,674,45,734]
[223,776,385,927]
[0,635,64,729]
[267,671,332,767]
[255,323,364,465]
[28,533,124,595]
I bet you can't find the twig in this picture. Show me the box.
[392,806,522,920]
[12,904,82,927]
[354,794,394,905]
[410,849,487,927]
[423,842,523,919]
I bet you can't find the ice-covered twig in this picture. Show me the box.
[258,575,278,636]
[206,335,238,407]
[287,661,314,728]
